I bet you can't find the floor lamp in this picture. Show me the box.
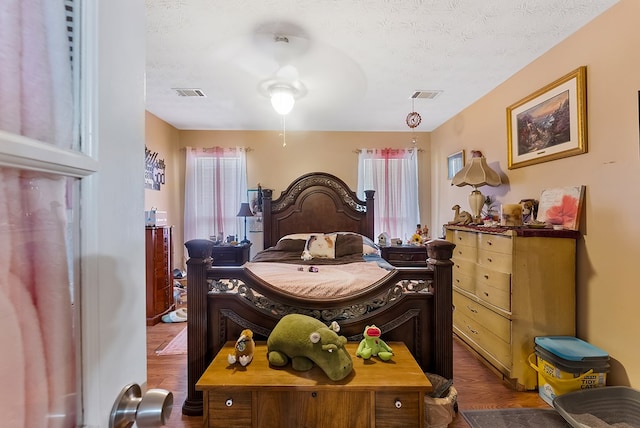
[451,151,501,224]
[236,203,254,244]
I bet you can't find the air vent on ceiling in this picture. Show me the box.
[173,88,207,97]
[411,90,442,100]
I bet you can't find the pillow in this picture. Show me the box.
[335,233,364,257]
[274,238,307,252]
[303,234,336,259]
[331,231,380,256]
[363,242,380,255]
[278,233,324,243]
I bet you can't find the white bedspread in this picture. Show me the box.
[244,261,393,298]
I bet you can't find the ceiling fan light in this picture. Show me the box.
[270,85,295,115]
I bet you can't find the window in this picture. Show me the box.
[357,148,420,241]
[184,147,248,242]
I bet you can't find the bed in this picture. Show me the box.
[181,172,455,416]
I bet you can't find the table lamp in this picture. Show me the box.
[236,202,254,244]
[451,150,501,224]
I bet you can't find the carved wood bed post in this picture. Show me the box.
[262,188,274,249]
[426,239,456,380]
[182,239,214,416]
[364,189,375,239]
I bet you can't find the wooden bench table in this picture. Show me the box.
[196,341,432,428]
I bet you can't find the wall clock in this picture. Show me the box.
[406,111,422,128]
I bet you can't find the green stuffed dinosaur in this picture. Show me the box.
[267,314,353,381]
[356,325,393,361]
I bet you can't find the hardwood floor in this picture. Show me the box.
[147,321,548,428]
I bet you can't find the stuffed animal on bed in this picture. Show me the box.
[267,314,353,381]
[356,325,393,361]
[227,329,255,367]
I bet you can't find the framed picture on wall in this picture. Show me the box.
[507,66,587,169]
[447,150,465,180]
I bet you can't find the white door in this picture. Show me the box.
[0,1,149,427]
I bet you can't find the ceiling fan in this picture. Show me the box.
[211,21,366,116]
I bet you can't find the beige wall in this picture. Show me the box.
[145,112,183,268]
[145,124,431,267]
[431,0,640,387]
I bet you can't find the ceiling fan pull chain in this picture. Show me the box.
[281,115,287,147]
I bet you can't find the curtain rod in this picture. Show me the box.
[353,148,423,154]
[180,146,253,152]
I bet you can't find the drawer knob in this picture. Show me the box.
[225,398,233,407]
[466,305,478,314]
[484,274,489,279]
[394,399,402,409]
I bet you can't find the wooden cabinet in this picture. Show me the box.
[380,245,427,267]
[197,342,431,428]
[145,226,175,326]
[211,243,251,266]
[445,225,578,390]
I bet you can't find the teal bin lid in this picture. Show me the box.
[535,336,609,362]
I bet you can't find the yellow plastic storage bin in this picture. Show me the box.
[529,336,609,406]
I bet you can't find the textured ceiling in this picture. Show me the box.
[145,0,618,132]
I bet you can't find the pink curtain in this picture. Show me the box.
[357,148,420,241]
[0,0,76,427]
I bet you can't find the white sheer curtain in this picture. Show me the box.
[184,147,248,243]
[357,148,420,241]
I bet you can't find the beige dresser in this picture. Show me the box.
[445,225,578,390]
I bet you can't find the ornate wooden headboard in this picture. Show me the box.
[261,172,375,249]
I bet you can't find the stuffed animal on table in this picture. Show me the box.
[356,325,393,361]
[267,314,353,381]
[227,329,255,367]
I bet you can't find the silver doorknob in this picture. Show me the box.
[109,383,173,428]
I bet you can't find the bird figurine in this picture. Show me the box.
[227,329,255,367]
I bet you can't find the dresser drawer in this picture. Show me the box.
[476,265,511,311]
[375,391,421,427]
[477,248,512,273]
[477,233,512,254]
[381,245,427,267]
[206,390,252,427]
[453,257,476,277]
[453,270,475,294]
[454,291,511,344]
[452,243,478,262]
[448,229,476,247]
[454,309,512,370]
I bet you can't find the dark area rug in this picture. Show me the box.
[461,408,571,428]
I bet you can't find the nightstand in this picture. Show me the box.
[211,243,252,266]
[380,245,427,267]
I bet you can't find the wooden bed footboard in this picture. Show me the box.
[181,238,454,416]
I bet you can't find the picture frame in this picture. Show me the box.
[447,150,465,180]
[507,66,587,169]
[536,185,585,231]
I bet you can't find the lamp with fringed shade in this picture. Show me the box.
[451,150,501,224]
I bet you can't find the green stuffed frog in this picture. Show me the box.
[356,325,393,361]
